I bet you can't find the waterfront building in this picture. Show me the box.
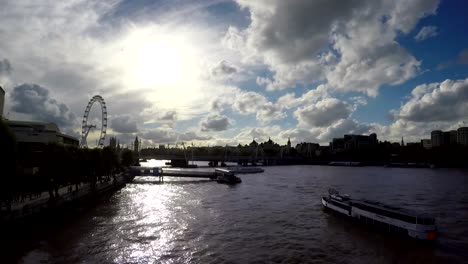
[458,127,468,146]
[446,130,458,145]
[421,139,432,149]
[431,130,443,147]
[296,142,319,156]
[5,120,79,146]
[331,133,378,152]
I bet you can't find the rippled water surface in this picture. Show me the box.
[17,166,468,263]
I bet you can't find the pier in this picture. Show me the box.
[130,166,218,182]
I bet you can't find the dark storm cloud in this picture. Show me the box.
[11,83,76,128]
[111,115,138,133]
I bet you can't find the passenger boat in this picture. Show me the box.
[226,166,264,174]
[214,168,242,184]
[322,188,437,241]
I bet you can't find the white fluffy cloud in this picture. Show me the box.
[294,98,352,127]
[414,26,438,41]
[393,79,468,123]
[230,0,439,95]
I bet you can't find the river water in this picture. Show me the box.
[13,165,468,263]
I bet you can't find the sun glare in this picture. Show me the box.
[115,27,199,91]
[133,41,184,88]
[112,26,218,119]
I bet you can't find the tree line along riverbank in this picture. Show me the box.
[0,119,138,217]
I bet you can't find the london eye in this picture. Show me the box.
[81,95,107,147]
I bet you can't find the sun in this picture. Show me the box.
[116,27,197,90]
[133,41,184,88]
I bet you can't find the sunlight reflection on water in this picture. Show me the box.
[16,166,468,263]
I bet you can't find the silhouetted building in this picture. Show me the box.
[458,127,468,146]
[296,142,319,156]
[331,133,378,152]
[0,86,4,118]
[421,139,432,149]
[287,137,291,149]
[109,136,117,149]
[431,130,443,147]
[134,136,140,153]
[331,138,345,151]
[5,120,79,146]
[446,130,458,145]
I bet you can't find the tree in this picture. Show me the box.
[121,149,135,168]
[0,119,17,210]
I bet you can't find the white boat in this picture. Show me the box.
[322,188,437,241]
[214,168,242,184]
[225,166,264,174]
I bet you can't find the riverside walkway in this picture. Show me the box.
[0,173,129,222]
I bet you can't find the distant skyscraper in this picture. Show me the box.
[401,137,405,147]
[431,130,443,147]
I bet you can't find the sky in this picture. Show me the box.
[0,0,467,147]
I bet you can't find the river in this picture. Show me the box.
[9,165,468,263]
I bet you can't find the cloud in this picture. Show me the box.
[279,118,372,144]
[210,60,238,77]
[142,128,211,144]
[10,83,76,128]
[367,78,468,143]
[392,79,468,122]
[232,91,268,114]
[294,98,352,127]
[231,0,439,94]
[233,125,282,143]
[159,110,177,121]
[200,114,232,131]
[0,58,12,76]
[256,102,286,124]
[111,115,138,133]
[414,26,438,41]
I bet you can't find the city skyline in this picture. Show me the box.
[0,0,467,147]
